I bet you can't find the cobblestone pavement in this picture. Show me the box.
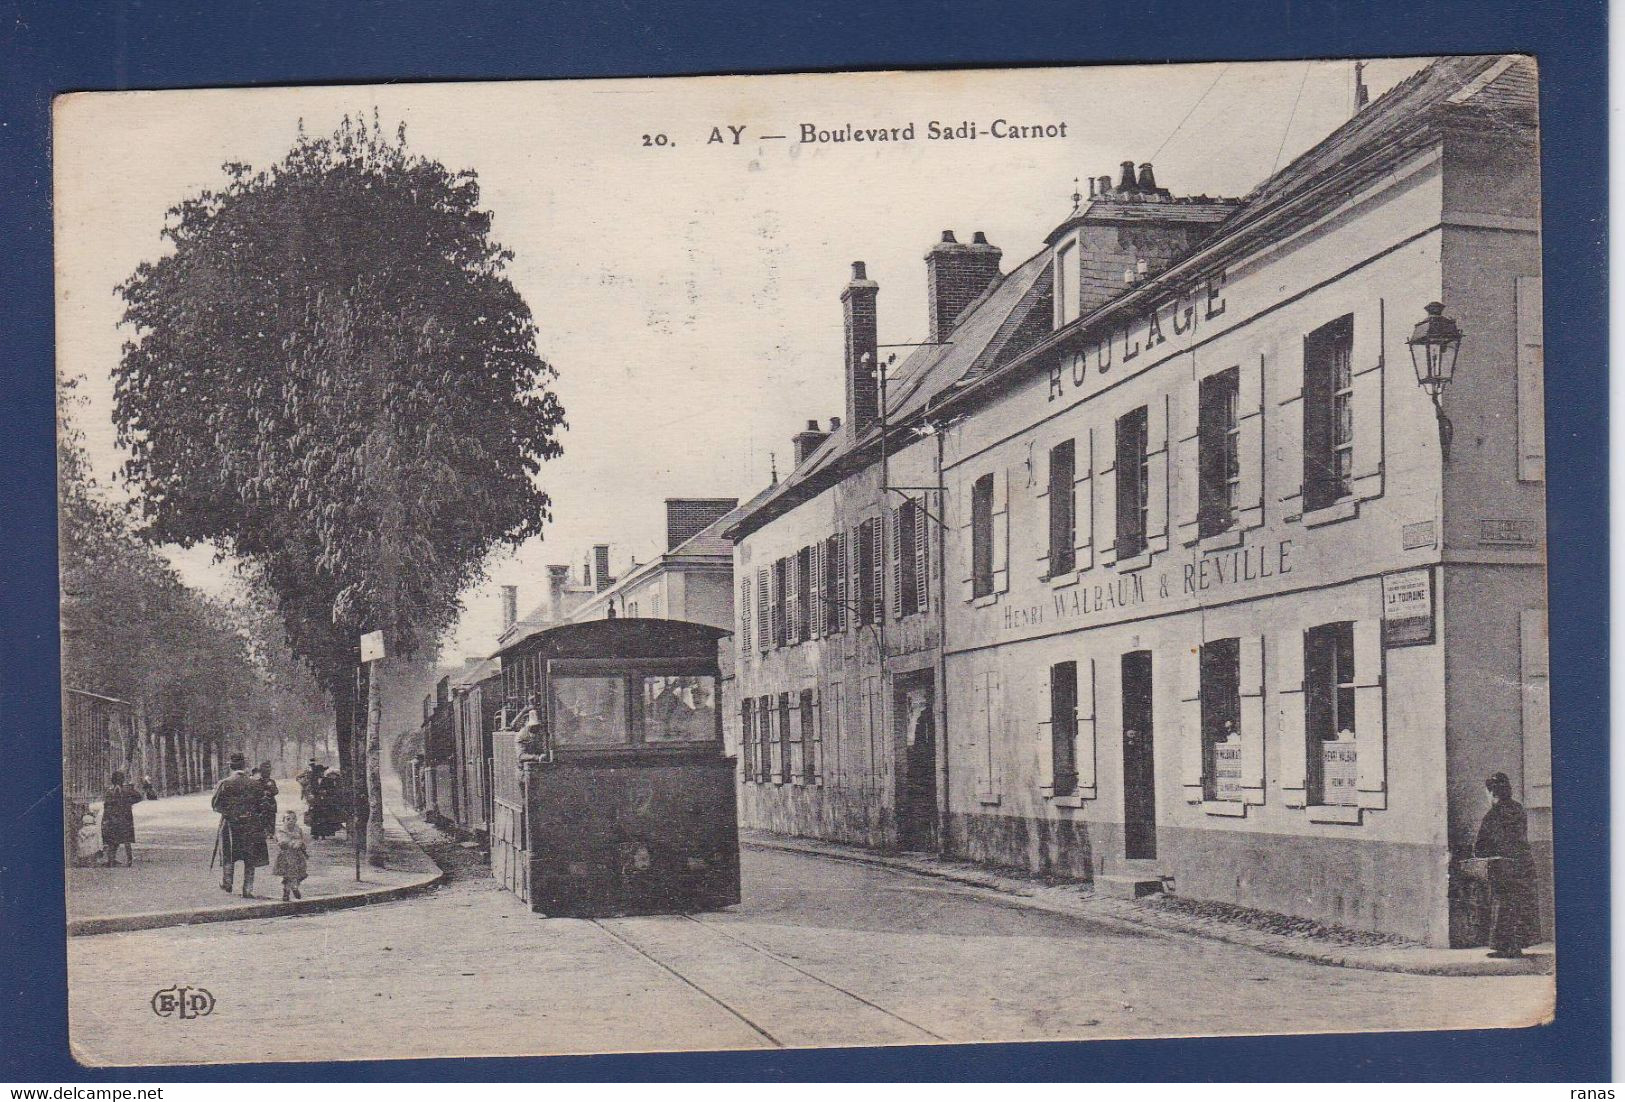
[67,812,1555,1067]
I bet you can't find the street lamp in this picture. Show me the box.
[1406,301,1463,458]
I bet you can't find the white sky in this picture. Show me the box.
[54,56,1431,662]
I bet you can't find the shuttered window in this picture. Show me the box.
[1048,440,1076,575]
[740,699,756,781]
[1050,660,1078,797]
[777,693,792,785]
[856,522,876,626]
[971,474,994,597]
[833,532,848,634]
[739,579,752,653]
[800,688,818,784]
[1200,637,1241,801]
[757,695,773,783]
[1305,622,1357,806]
[913,496,931,614]
[1303,315,1355,512]
[795,546,813,642]
[1198,367,1241,538]
[1115,406,1150,559]
[756,569,770,653]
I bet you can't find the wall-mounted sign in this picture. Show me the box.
[1321,738,1359,806]
[1381,569,1434,647]
[1401,520,1437,550]
[1214,739,1244,803]
[359,630,387,664]
[1479,518,1537,546]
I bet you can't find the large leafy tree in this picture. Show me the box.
[113,116,565,852]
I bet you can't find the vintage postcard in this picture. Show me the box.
[55,56,1554,1067]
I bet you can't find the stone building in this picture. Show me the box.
[730,53,1547,947]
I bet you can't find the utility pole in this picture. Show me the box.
[361,629,388,869]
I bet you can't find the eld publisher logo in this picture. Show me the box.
[151,986,215,1020]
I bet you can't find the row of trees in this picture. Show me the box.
[59,378,331,777]
[109,115,566,863]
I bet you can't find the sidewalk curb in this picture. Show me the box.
[744,836,1555,978]
[68,812,444,937]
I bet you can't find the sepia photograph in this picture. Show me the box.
[52,53,1556,1068]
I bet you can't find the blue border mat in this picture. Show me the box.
[1,0,1607,1081]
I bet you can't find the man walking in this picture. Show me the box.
[212,752,269,897]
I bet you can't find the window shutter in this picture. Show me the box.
[1179,644,1203,802]
[1174,375,1202,545]
[766,702,781,783]
[837,531,850,633]
[1239,636,1265,804]
[787,554,800,644]
[1034,444,1053,578]
[987,670,1004,797]
[788,693,803,782]
[810,542,823,640]
[1146,394,1170,553]
[739,579,751,653]
[870,518,885,623]
[1076,657,1097,799]
[1516,277,1545,482]
[1279,342,1306,516]
[1074,431,1095,570]
[889,508,904,619]
[991,468,1010,592]
[740,701,754,781]
[756,569,770,653]
[1520,609,1550,808]
[1237,353,1266,530]
[1277,628,1308,807]
[1096,426,1119,566]
[810,688,823,785]
[959,480,977,603]
[1353,618,1386,809]
[914,499,930,614]
[1035,671,1055,792]
[1350,311,1385,500]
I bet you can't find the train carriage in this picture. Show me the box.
[490,618,740,917]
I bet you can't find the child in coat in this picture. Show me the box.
[75,808,102,866]
[273,810,309,900]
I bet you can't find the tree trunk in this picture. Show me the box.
[366,657,387,867]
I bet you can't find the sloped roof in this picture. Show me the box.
[1229,54,1535,238]
[725,249,1053,538]
[930,54,1536,421]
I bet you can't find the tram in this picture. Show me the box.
[488,618,740,917]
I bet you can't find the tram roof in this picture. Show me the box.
[493,617,730,662]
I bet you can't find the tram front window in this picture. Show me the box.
[642,675,720,743]
[550,676,628,747]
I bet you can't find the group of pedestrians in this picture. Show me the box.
[212,753,311,900]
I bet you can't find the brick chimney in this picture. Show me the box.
[842,261,880,435]
[926,230,1003,343]
[792,420,829,466]
[592,544,613,593]
[546,565,571,619]
[665,497,738,550]
[500,585,517,631]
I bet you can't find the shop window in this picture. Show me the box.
[1303,314,1355,512]
[1199,637,1241,801]
[1305,622,1357,806]
[795,546,813,642]
[1198,367,1241,538]
[971,473,995,597]
[1048,440,1076,575]
[1115,406,1150,559]
[1050,660,1079,797]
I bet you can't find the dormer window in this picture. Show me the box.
[1055,239,1080,326]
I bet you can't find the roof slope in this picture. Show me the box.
[726,248,1053,537]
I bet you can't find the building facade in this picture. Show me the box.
[731,54,1548,947]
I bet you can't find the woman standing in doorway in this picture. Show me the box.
[1473,771,1542,958]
